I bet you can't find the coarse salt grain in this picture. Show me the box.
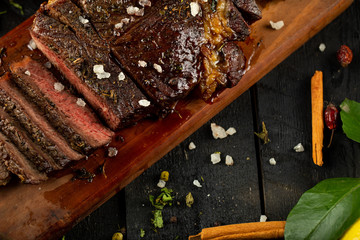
[44,61,52,69]
[260,215,267,222]
[226,127,236,135]
[25,70,31,76]
[138,99,151,107]
[211,123,227,139]
[118,72,126,81]
[269,20,284,30]
[225,155,234,166]
[190,2,200,17]
[269,158,276,166]
[27,39,37,51]
[93,64,111,79]
[319,43,326,52]
[193,180,202,187]
[139,0,151,7]
[293,143,305,152]
[54,82,65,92]
[76,98,86,107]
[211,152,221,164]
[188,142,196,150]
[108,147,118,157]
[79,16,89,24]
[157,179,166,188]
[138,60,147,67]
[126,6,144,16]
[153,63,163,73]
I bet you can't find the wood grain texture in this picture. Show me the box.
[0,0,354,239]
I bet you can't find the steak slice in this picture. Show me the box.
[0,73,83,166]
[11,57,114,148]
[111,0,205,107]
[232,0,262,24]
[0,159,11,186]
[0,107,56,173]
[0,132,47,184]
[31,11,157,130]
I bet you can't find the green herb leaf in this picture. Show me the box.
[140,228,145,238]
[285,178,360,240]
[0,10,7,15]
[149,188,173,210]
[254,121,270,144]
[151,210,164,229]
[9,0,23,16]
[340,98,360,143]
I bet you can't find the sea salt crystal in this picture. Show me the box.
[211,123,227,139]
[127,6,144,16]
[293,143,305,152]
[118,72,126,81]
[79,16,89,24]
[211,152,221,164]
[27,39,37,51]
[138,99,151,107]
[139,0,151,7]
[108,147,118,157]
[157,179,166,188]
[260,215,267,222]
[54,82,65,92]
[193,180,202,188]
[76,98,86,107]
[225,155,234,166]
[190,2,200,17]
[226,127,236,135]
[44,61,52,69]
[24,70,31,76]
[319,43,326,52]
[188,142,196,150]
[153,63,163,73]
[269,20,284,30]
[93,64,111,79]
[138,60,147,67]
[115,18,131,29]
[269,158,276,166]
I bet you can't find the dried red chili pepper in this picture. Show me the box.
[324,103,339,148]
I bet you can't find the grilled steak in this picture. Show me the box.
[0,132,47,184]
[0,159,11,186]
[11,57,114,149]
[0,73,83,166]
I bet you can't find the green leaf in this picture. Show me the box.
[9,0,24,15]
[151,210,164,228]
[0,10,7,15]
[340,98,360,143]
[285,178,360,240]
[140,228,145,238]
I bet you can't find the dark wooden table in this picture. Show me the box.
[1,1,359,239]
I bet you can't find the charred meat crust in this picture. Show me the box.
[221,41,246,87]
[232,0,262,24]
[0,159,11,186]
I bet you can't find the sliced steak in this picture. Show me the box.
[31,11,157,130]
[0,132,47,184]
[11,57,114,148]
[0,159,11,186]
[111,0,205,107]
[221,41,246,86]
[0,107,56,173]
[232,0,262,24]
[0,73,83,166]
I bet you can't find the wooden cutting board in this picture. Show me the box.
[0,0,353,239]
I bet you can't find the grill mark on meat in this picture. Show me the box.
[0,107,57,173]
[11,57,114,148]
[0,73,83,165]
[31,11,157,130]
[0,132,47,184]
[0,158,11,186]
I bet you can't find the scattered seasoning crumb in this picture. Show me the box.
[79,16,89,24]
[115,23,123,29]
[93,64,111,79]
[211,123,227,139]
[27,39,37,51]
[170,216,177,223]
[226,127,236,135]
[246,157,250,161]
[138,99,151,107]
[186,192,194,207]
[188,142,196,150]
[293,143,305,152]
[153,63,163,73]
[211,152,221,164]
[44,61,52,69]
[269,20,284,30]
[193,179,202,187]
[260,215,267,222]
[108,147,118,157]
[139,0,152,7]
[112,232,123,240]
[138,60,147,67]
[72,168,95,182]
[225,155,234,166]
[54,82,65,92]
[190,2,200,17]
[319,43,326,52]
[160,171,169,182]
[76,98,86,107]
[254,121,270,144]
[140,229,145,238]
[269,158,276,166]
[127,6,144,16]
[157,179,166,188]
[207,194,210,197]
[24,70,31,76]
[118,72,126,81]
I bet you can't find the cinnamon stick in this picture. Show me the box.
[188,221,286,240]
